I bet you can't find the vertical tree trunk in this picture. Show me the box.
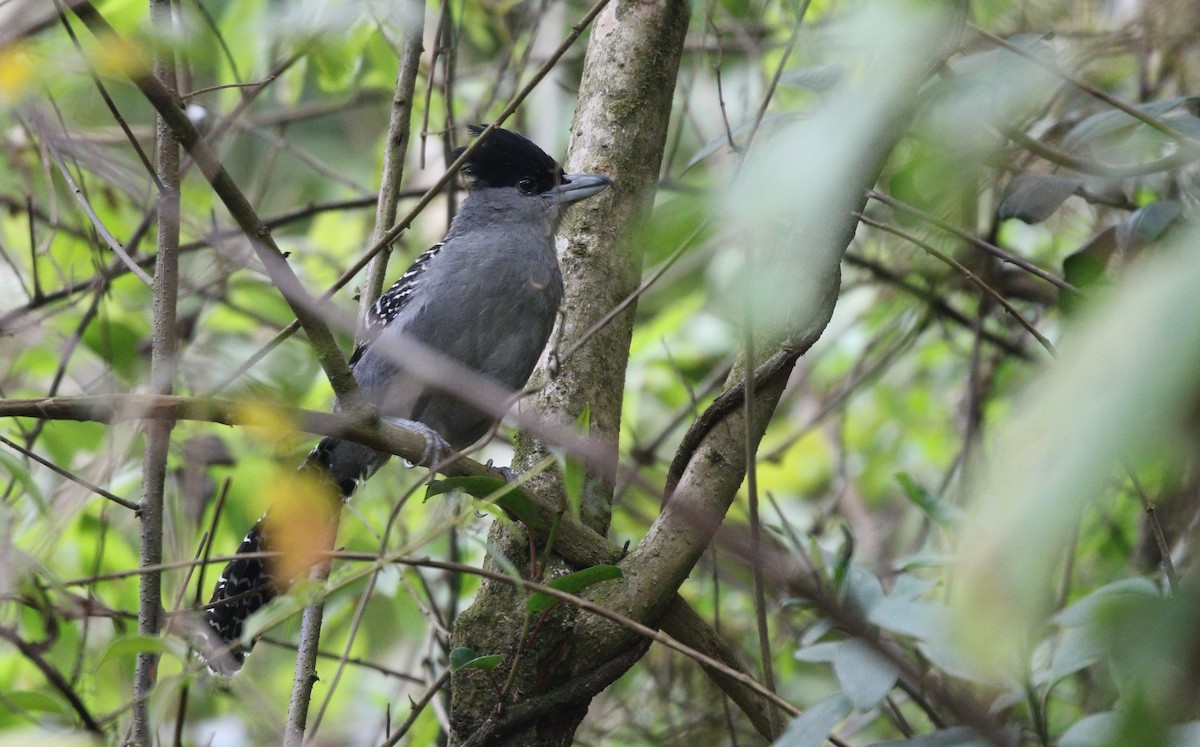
[449,0,690,743]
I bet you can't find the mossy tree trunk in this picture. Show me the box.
[448,0,690,743]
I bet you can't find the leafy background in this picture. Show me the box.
[2,0,1200,745]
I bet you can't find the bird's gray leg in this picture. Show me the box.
[383,417,452,468]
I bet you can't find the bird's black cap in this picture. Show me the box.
[453,125,565,194]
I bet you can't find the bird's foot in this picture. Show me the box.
[485,459,517,483]
[384,418,453,468]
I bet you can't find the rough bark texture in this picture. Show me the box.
[563,2,962,683]
[449,5,961,745]
[519,0,692,535]
[449,0,690,743]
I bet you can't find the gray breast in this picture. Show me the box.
[351,225,562,449]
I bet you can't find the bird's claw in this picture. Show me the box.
[485,459,517,483]
[385,418,452,468]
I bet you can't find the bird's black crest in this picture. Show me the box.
[452,125,564,194]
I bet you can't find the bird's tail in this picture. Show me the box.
[197,436,387,674]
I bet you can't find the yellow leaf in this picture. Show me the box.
[0,45,35,103]
[263,469,339,587]
[236,402,305,452]
[92,32,149,78]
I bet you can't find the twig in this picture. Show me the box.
[556,220,707,367]
[358,0,426,327]
[867,190,1078,293]
[70,1,365,413]
[52,0,163,192]
[856,213,1055,353]
[968,22,1200,145]
[131,3,181,741]
[286,7,427,731]
[38,127,153,287]
[6,392,784,734]
[744,0,812,151]
[378,669,452,747]
[0,626,104,735]
[329,553,803,720]
[844,251,1030,359]
[1126,467,1180,593]
[1005,126,1200,178]
[741,245,780,732]
[205,0,615,394]
[0,195,390,326]
[665,345,811,499]
[0,434,137,511]
[283,562,336,747]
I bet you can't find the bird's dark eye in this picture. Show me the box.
[517,177,536,194]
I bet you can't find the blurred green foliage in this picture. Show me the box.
[2,0,1200,745]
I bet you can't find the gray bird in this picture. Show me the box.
[201,126,611,673]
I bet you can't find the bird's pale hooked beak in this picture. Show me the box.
[549,173,612,205]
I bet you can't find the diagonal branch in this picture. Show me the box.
[0,391,782,735]
[69,1,364,412]
[0,625,103,735]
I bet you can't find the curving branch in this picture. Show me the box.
[559,6,968,739]
[0,389,779,733]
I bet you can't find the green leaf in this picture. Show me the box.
[773,694,852,747]
[312,32,365,92]
[1058,712,1119,747]
[833,639,900,710]
[1032,625,1104,689]
[1063,96,1198,151]
[917,638,989,684]
[793,641,842,663]
[82,317,145,382]
[1062,227,1118,312]
[891,553,955,571]
[526,565,624,614]
[3,690,69,717]
[869,726,999,746]
[1115,199,1183,252]
[0,448,47,515]
[426,476,544,530]
[778,63,846,92]
[97,635,171,670]
[998,173,1082,223]
[563,405,591,523]
[867,598,950,640]
[684,113,798,172]
[800,618,834,647]
[896,473,962,525]
[449,647,504,672]
[831,524,855,592]
[844,564,884,616]
[889,573,938,601]
[1054,576,1160,627]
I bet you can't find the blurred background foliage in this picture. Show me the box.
[2,0,1200,744]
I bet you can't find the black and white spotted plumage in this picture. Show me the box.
[359,242,444,345]
[200,518,272,673]
[200,126,611,673]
